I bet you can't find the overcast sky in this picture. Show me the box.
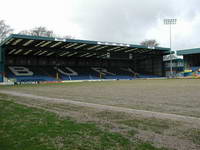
[1,0,200,50]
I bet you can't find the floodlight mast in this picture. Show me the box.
[164,19,177,78]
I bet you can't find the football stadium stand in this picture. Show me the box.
[177,48,200,77]
[0,34,170,83]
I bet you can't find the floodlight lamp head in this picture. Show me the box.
[164,19,177,25]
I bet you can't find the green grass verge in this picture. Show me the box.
[183,129,200,145]
[119,118,179,134]
[0,99,167,150]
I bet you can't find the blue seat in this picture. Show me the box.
[6,66,163,82]
[184,72,193,77]
[138,74,161,78]
[191,67,200,72]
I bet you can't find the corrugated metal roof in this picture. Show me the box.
[0,34,170,59]
[177,48,200,55]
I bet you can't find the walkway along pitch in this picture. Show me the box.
[1,90,200,124]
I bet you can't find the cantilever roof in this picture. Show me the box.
[0,34,170,59]
[177,48,200,55]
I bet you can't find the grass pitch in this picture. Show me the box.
[0,97,166,150]
[2,79,200,117]
[1,79,200,149]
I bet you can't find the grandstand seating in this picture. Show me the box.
[177,66,200,77]
[5,66,160,82]
[138,74,161,78]
[104,75,133,80]
[191,66,200,72]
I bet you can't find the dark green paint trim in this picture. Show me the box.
[177,48,200,55]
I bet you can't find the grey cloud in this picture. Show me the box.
[68,0,200,49]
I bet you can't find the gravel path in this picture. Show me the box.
[1,90,200,125]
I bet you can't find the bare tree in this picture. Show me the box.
[18,30,31,36]
[31,26,54,37]
[140,39,159,48]
[19,27,74,39]
[19,26,54,37]
[0,20,13,42]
